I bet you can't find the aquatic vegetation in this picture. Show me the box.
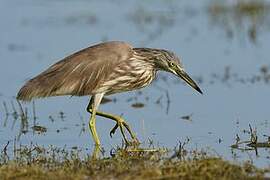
[208,0,270,43]
[231,124,270,156]
[0,144,266,179]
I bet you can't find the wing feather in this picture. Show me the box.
[17,41,133,101]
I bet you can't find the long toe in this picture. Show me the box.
[122,121,138,141]
[118,123,129,144]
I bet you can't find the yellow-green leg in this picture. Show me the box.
[88,93,105,146]
[87,99,139,145]
[89,108,100,146]
[91,145,102,159]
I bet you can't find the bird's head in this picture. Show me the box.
[155,49,203,94]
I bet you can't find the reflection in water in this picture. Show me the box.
[78,113,86,137]
[2,102,9,127]
[17,101,29,140]
[208,0,270,43]
[32,101,37,128]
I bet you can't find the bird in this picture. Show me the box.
[17,41,202,146]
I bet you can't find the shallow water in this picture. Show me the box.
[1,0,270,167]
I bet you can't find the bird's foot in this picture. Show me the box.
[109,118,139,145]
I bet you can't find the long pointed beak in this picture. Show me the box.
[176,69,203,94]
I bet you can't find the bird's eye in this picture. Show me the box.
[170,62,174,67]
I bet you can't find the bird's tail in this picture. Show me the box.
[17,81,36,101]
[17,78,51,101]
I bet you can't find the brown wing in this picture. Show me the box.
[17,41,134,101]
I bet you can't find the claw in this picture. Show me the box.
[109,118,140,145]
[110,123,119,138]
